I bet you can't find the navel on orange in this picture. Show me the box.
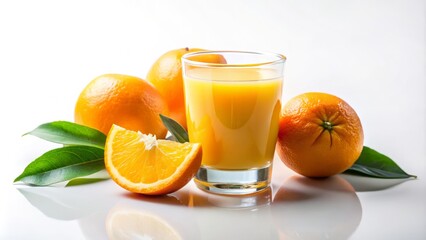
[104,124,202,195]
[276,92,364,177]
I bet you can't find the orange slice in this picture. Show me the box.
[105,124,202,195]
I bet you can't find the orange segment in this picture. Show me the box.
[105,124,202,195]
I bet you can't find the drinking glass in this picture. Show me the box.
[182,51,285,195]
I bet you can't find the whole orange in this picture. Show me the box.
[276,92,364,177]
[146,48,226,128]
[74,74,168,138]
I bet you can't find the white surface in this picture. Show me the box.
[1,0,425,239]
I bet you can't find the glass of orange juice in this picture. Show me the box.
[182,51,285,195]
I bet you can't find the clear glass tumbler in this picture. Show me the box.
[182,51,285,195]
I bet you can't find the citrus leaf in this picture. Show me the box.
[66,177,109,187]
[14,146,105,186]
[23,121,106,149]
[65,170,110,186]
[344,146,416,179]
[160,114,189,143]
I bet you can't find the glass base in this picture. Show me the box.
[194,165,272,195]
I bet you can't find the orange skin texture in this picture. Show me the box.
[75,74,168,138]
[146,48,226,129]
[276,92,364,177]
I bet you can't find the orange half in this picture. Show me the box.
[105,124,202,195]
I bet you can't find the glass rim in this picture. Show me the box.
[181,50,286,68]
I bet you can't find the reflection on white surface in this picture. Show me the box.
[78,211,109,240]
[16,181,118,240]
[17,181,116,221]
[189,187,279,240]
[16,177,363,240]
[106,193,199,240]
[106,205,182,240]
[272,175,362,240]
[105,186,278,240]
[340,173,412,192]
[190,186,272,208]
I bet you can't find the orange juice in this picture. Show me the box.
[184,68,282,170]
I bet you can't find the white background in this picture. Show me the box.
[0,0,425,239]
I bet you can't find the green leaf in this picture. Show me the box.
[24,121,106,149]
[65,170,110,186]
[66,177,109,187]
[344,146,416,179]
[159,114,189,143]
[14,146,105,186]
